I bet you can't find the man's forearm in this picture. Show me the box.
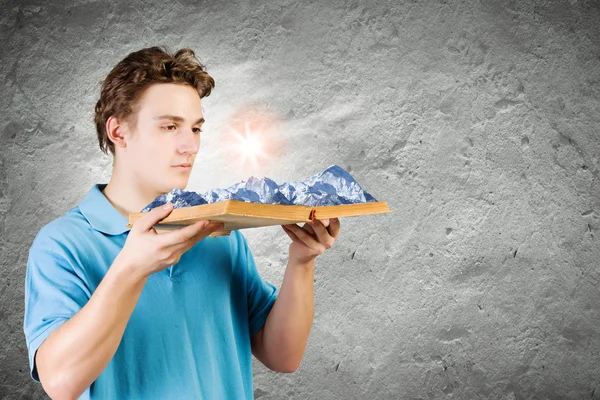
[36,257,147,400]
[258,259,315,372]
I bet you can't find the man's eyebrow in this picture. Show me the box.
[153,115,205,124]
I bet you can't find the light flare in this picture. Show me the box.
[223,105,286,170]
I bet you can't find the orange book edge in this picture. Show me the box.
[126,200,391,237]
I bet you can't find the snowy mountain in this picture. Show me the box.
[141,165,378,212]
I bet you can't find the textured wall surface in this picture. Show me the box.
[1,0,599,399]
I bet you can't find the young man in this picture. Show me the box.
[23,46,341,400]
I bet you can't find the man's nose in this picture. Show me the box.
[178,128,200,154]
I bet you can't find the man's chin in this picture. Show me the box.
[153,170,192,194]
[171,176,190,191]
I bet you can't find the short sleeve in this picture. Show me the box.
[23,245,90,382]
[235,231,278,337]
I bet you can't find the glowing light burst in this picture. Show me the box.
[232,121,269,168]
[224,106,286,169]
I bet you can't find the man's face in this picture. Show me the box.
[122,83,204,194]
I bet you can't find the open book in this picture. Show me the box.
[127,165,391,236]
[126,200,391,237]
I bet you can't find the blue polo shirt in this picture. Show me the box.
[23,184,278,399]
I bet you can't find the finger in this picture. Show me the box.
[160,221,206,247]
[284,224,323,251]
[189,221,224,241]
[162,220,223,247]
[178,227,214,253]
[318,219,330,228]
[178,224,219,249]
[171,223,225,253]
[310,219,335,249]
[188,222,226,243]
[282,225,302,243]
[302,222,316,236]
[328,217,341,239]
[134,202,174,232]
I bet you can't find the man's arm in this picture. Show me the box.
[251,259,315,373]
[36,259,147,400]
[251,218,340,372]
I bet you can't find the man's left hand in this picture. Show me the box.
[282,218,341,266]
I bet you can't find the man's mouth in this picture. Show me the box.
[173,163,192,169]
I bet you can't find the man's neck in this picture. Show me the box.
[101,174,164,220]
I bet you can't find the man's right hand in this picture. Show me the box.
[116,202,224,278]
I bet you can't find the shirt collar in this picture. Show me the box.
[79,184,132,236]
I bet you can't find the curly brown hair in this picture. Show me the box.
[94,46,215,156]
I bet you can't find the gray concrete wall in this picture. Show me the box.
[1,0,599,398]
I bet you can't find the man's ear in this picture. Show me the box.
[106,115,130,150]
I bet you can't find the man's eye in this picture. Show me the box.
[163,125,176,131]
[193,127,204,133]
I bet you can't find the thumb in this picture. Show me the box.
[134,202,174,232]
